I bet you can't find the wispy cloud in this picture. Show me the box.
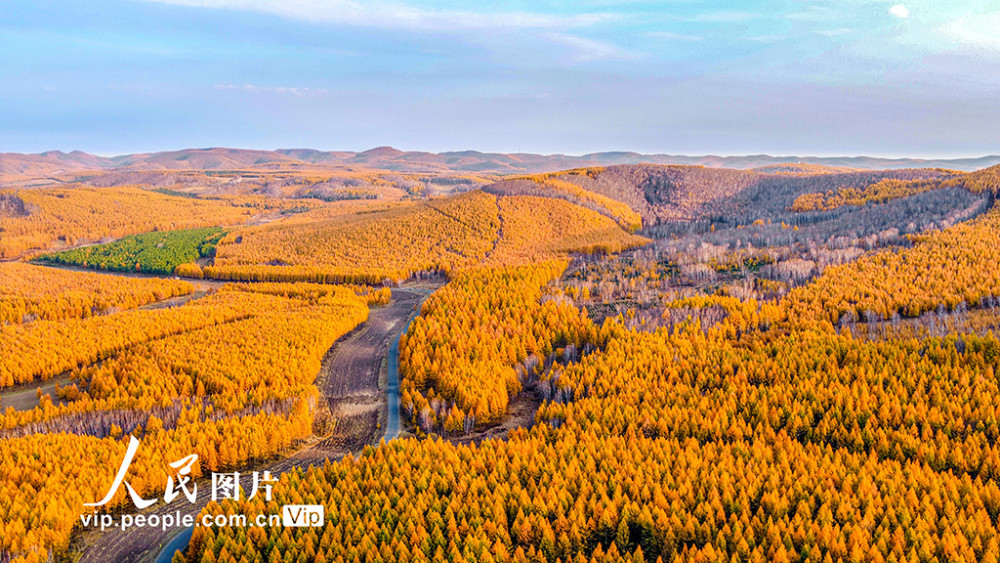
[138,0,615,32]
[214,84,329,97]
[544,33,639,61]
[683,11,758,23]
[646,31,702,42]
[815,28,853,37]
[783,5,835,23]
[746,35,787,44]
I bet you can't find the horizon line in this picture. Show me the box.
[6,146,1000,162]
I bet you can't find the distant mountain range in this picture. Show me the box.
[2,146,999,177]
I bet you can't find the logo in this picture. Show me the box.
[282,505,325,527]
[86,436,278,508]
[80,436,324,532]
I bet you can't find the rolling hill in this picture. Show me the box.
[2,147,998,182]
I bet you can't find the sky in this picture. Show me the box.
[1,0,999,157]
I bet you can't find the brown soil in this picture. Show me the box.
[446,385,544,447]
[0,376,70,412]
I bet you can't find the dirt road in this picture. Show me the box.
[0,376,70,412]
[74,285,437,563]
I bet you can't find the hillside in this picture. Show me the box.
[496,164,961,226]
[206,190,648,284]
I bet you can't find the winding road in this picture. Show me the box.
[75,285,437,563]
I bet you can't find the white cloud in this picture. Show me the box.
[941,12,1000,52]
[215,84,329,97]
[138,0,614,32]
[544,33,639,61]
[889,4,910,19]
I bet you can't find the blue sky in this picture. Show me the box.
[1,0,999,157]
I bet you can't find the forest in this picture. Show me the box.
[0,187,292,260]
[2,162,1000,563]
[39,227,225,275]
[0,262,192,325]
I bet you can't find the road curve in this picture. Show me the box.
[76,285,437,563]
